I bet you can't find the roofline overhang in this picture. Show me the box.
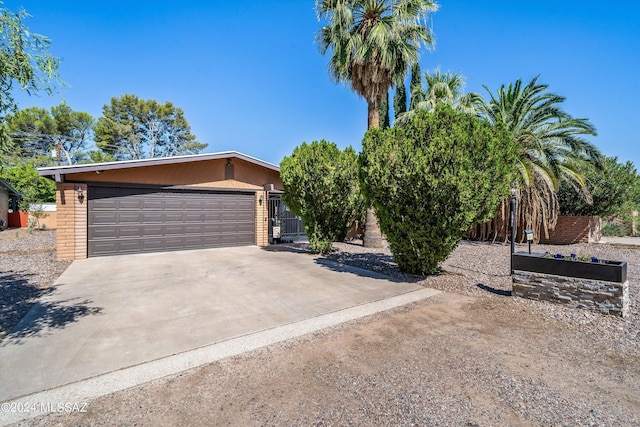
[37,151,280,182]
[0,177,22,197]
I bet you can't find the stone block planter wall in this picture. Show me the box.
[512,252,629,317]
[513,271,629,317]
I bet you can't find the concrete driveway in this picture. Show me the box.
[0,246,431,403]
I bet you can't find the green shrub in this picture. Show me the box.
[602,222,626,237]
[359,105,518,275]
[558,156,637,217]
[0,158,56,208]
[281,140,365,254]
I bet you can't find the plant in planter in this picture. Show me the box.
[543,252,606,264]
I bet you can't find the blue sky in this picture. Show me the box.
[5,1,640,168]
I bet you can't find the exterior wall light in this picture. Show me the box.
[77,187,84,203]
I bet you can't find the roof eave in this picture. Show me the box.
[0,178,22,197]
[37,151,280,180]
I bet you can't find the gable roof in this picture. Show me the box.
[38,151,280,182]
[0,178,22,197]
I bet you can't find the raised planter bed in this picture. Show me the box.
[512,252,629,317]
[512,252,626,283]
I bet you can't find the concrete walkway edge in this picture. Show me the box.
[0,287,441,426]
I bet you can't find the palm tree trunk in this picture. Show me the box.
[363,207,383,248]
[367,99,380,129]
[364,99,383,248]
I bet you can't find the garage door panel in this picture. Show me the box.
[221,211,245,221]
[117,226,145,238]
[204,200,224,210]
[184,213,205,222]
[185,224,205,234]
[117,199,144,210]
[141,212,163,223]
[139,199,163,210]
[88,187,256,257]
[118,213,144,224]
[89,212,118,226]
[119,240,146,252]
[91,199,119,211]
[88,226,117,240]
[90,241,119,254]
[139,226,164,238]
[221,222,253,232]
[163,199,185,210]
[184,199,206,210]
[164,212,185,222]
[163,237,189,250]
[140,239,165,251]
[164,225,186,236]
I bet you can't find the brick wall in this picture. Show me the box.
[539,215,601,245]
[255,191,268,247]
[56,183,87,260]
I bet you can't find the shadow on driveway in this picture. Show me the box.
[5,299,103,344]
[0,271,102,345]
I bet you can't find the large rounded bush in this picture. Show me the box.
[281,140,365,253]
[359,105,518,274]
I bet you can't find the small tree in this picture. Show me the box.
[393,78,408,120]
[379,91,391,129]
[359,105,518,274]
[409,62,423,109]
[281,141,365,253]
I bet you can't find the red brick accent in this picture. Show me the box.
[539,215,601,245]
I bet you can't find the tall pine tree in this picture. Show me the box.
[379,91,390,129]
[409,63,424,110]
[393,79,407,120]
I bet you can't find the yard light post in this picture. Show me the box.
[510,188,517,274]
[525,229,534,254]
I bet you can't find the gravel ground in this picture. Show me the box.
[0,229,71,342]
[329,239,640,357]
[23,238,640,426]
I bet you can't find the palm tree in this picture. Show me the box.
[395,69,480,125]
[316,0,439,247]
[470,76,602,241]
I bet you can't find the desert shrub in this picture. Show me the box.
[602,221,626,237]
[558,156,637,218]
[359,105,518,275]
[281,140,365,253]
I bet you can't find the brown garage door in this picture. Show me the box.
[88,186,256,257]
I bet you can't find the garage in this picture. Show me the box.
[88,185,256,257]
[37,151,283,260]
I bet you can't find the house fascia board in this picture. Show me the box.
[37,151,280,180]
